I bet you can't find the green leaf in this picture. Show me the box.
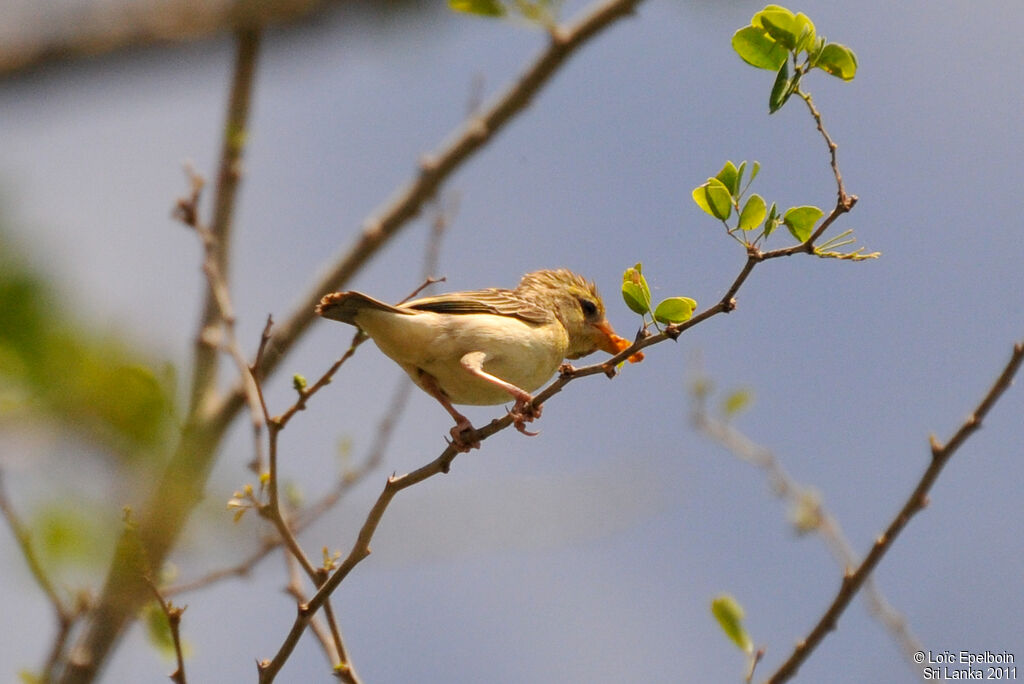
[448,0,506,16]
[731,25,788,71]
[793,12,817,52]
[653,297,697,325]
[716,161,740,196]
[711,594,754,653]
[769,59,793,113]
[748,161,761,186]
[817,42,858,80]
[738,194,767,231]
[621,264,652,316]
[763,201,779,237]
[783,205,824,242]
[692,177,732,220]
[754,5,798,50]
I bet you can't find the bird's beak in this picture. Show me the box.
[593,321,644,363]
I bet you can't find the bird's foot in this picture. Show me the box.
[509,396,541,437]
[448,417,480,453]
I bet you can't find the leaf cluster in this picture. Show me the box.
[692,160,823,246]
[732,5,857,112]
[621,263,696,331]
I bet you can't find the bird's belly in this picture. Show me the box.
[364,311,566,406]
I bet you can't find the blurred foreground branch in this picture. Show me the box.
[0,0,323,76]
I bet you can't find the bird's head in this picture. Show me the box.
[517,269,642,362]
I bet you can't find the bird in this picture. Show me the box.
[316,268,642,451]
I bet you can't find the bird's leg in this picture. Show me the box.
[418,370,480,452]
[460,352,541,437]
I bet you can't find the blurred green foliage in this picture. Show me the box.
[0,229,176,466]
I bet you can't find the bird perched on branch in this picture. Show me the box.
[316,268,642,451]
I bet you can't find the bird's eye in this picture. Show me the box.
[578,297,598,318]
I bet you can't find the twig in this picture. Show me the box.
[690,391,924,664]
[145,578,188,684]
[164,370,412,598]
[797,89,851,208]
[765,340,1024,684]
[0,470,87,682]
[175,165,267,470]
[187,27,261,416]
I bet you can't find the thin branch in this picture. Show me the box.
[282,553,362,683]
[765,340,1024,684]
[691,390,923,664]
[187,27,261,417]
[145,578,188,684]
[797,89,851,208]
[164,372,412,598]
[175,165,267,470]
[0,470,87,682]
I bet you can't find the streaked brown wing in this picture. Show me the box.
[404,288,552,325]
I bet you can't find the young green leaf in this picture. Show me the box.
[653,297,697,324]
[768,59,793,113]
[731,25,788,71]
[716,161,740,196]
[816,42,858,80]
[748,161,761,186]
[711,594,754,654]
[448,0,506,16]
[692,177,733,220]
[793,12,816,52]
[754,5,798,50]
[783,205,824,242]
[763,201,779,237]
[738,194,767,231]
[622,264,652,316]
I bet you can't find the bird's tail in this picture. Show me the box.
[316,291,407,325]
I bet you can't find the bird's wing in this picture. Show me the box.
[404,288,553,325]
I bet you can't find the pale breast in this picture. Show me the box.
[358,308,568,406]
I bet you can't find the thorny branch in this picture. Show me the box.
[765,341,1024,684]
[145,579,188,684]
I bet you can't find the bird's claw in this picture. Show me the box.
[448,419,480,452]
[509,397,541,437]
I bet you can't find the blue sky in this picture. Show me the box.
[1,1,1022,681]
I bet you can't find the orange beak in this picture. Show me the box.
[594,321,644,363]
